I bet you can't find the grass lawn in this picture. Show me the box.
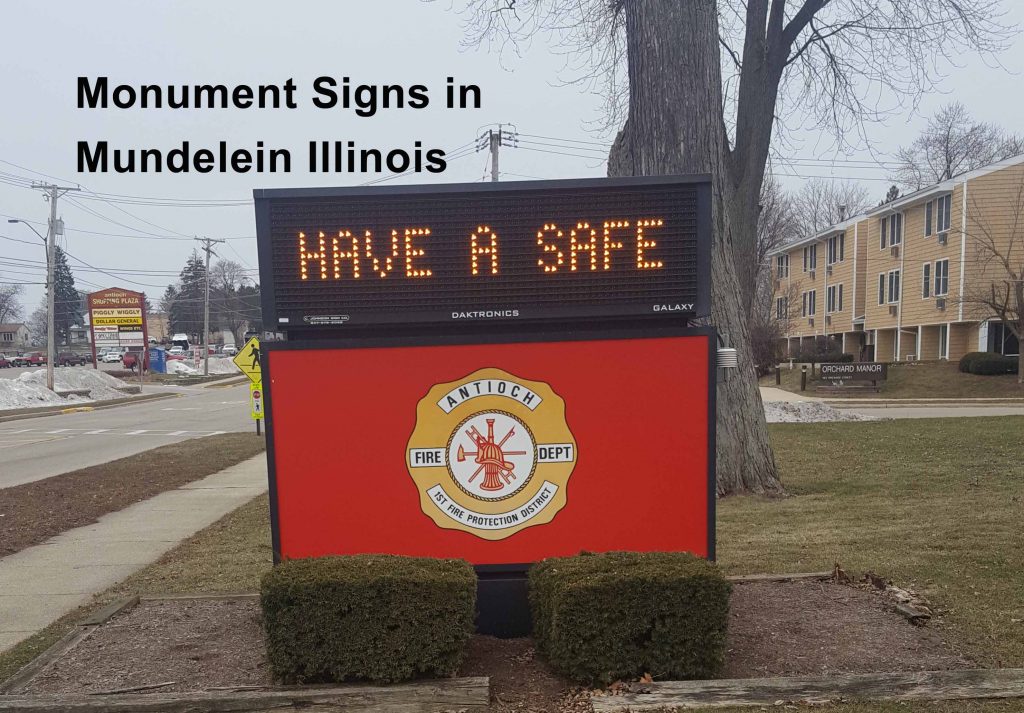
[763,360,1024,399]
[2,417,1022,712]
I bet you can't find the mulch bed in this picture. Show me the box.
[15,580,970,711]
[0,433,265,557]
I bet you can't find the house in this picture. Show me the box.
[769,154,1024,362]
[0,323,31,350]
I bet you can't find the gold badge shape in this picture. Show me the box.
[406,368,577,540]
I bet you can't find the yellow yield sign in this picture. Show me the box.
[233,337,262,384]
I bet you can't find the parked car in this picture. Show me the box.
[57,351,87,366]
[101,350,123,363]
[0,354,11,368]
[222,344,238,356]
[167,346,185,357]
[13,352,46,367]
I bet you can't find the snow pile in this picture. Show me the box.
[167,360,199,375]
[765,400,878,423]
[0,367,134,410]
[0,378,75,410]
[164,358,239,376]
[204,357,241,375]
[18,367,132,401]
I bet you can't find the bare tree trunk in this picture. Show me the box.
[609,0,781,496]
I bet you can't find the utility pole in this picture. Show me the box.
[478,124,518,182]
[33,183,80,391]
[195,237,225,376]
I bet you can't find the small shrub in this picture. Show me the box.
[261,555,476,684]
[529,551,731,685]
[959,352,987,373]
[968,353,1018,375]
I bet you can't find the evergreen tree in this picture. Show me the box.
[168,251,206,340]
[52,246,81,346]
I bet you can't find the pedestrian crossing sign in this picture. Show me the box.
[233,337,262,384]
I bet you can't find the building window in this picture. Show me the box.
[801,290,817,317]
[826,233,845,265]
[880,213,903,248]
[826,283,845,313]
[802,244,817,272]
[934,258,949,296]
[939,324,949,359]
[888,269,901,303]
[878,273,886,305]
[925,195,953,236]
[922,263,931,298]
[775,296,788,320]
[776,254,789,279]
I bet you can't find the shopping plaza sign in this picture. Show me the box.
[87,288,148,363]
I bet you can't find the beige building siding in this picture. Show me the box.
[898,183,964,327]
[862,213,901,332]
[821,230,854,335]
[959,162,1024,323]
[852,223,868,321]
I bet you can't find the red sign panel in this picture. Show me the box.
[264,331,713,566]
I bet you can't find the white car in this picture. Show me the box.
[222,345,237,356]
[168,346,185,356]
[101,351,122,363]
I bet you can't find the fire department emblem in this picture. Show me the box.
[406,368,577,540]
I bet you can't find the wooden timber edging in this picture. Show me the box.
[725,571,832,584]
[0,599,140,695]
[0,677,490,712]
[590,668,1024,711]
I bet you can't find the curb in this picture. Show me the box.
[0,392,178,423]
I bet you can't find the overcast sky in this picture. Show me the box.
[2,1,1022,314]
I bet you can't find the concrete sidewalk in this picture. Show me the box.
[0,454,267,653]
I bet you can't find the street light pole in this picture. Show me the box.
[8,184,78,393]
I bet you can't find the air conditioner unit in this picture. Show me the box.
[890,245,900,258]
[906,354,917,362]
[936,297,947,310]
[888,305,898,316]
[937,231,948,246]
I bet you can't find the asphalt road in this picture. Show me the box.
[0,381,253,488]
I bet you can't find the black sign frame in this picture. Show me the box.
[253,175,711,334]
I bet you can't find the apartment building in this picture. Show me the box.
[770,154,1024,362]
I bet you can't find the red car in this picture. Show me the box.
[12,352,46,367]
[0,354,11,368]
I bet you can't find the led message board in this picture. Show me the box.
[262,328,715,566]
[254,176,710,330]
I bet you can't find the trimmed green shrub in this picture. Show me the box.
[969,353,1018,375]
[959,351,987,373]
[260,555,476,684]
[529,551,731,685]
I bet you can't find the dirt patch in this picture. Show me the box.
[23,599,269,695]
[724,580,969,677]
[15,580,969,709]
[0,433,265,557]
